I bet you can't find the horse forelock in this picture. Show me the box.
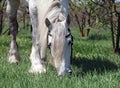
[46,0,68,23]
[52,27,66,58]
[45,1,60,17]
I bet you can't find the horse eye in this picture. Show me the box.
[48,43,51,49]
[68,40,73,45]
[48,33,52,37]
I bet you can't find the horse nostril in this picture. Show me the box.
[68,41,71,45]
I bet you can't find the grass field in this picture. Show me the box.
[0,26,120,88]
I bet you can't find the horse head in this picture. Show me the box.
[45,14,73,76]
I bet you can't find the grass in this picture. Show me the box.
[0,26,120,88]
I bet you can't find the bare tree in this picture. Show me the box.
[0,0,6,34]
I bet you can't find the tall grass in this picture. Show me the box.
[0,26,120,88]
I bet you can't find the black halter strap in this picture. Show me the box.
[66,28,72,38]
[66,33,71,38]
[66,28,73,45]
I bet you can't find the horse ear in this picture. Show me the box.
[45,18,52,29]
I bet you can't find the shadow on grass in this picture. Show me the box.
[88,34,109,40]
[71,57,119,76]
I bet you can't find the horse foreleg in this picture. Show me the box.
[28,1,46,73]
[6,0,20,63]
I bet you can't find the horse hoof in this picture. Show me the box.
[29,65,46,74]
[8,55,20,63]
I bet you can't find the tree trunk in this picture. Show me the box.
[74,14,84,36]
[0,4,3,34]
[69,1,85,37]
[115,13,120,54]
[110,11,115,50]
